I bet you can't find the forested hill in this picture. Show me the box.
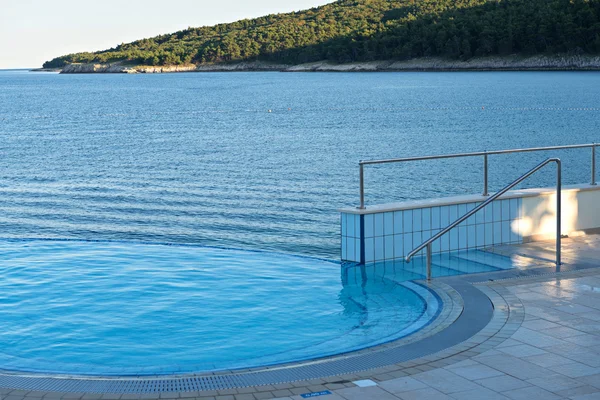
[43,0,600,69]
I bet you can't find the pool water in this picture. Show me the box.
[0,240,438,376]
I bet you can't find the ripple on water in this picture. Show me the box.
[0,239,434,375]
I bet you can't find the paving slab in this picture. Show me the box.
[474,375,531,392]
[377,377,428,394]
[526,374,586,392]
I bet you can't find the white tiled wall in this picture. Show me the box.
[340,213,361,262]
[341,198,523,264]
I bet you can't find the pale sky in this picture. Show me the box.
[0,0,333,69]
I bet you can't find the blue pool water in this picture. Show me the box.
[0,239,437,375]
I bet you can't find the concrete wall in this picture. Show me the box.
[521,185,600,241]
[340,184,600,264]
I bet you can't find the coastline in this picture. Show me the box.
[30,68,62,73]
[35,54,600,74]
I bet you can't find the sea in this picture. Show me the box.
[0,69,599,260]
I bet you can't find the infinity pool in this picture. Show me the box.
[0,240,438,376]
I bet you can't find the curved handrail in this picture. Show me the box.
[405,158,562,280]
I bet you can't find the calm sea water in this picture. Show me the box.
[1,70,599,259]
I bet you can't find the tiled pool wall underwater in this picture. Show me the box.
[340,184,600,264]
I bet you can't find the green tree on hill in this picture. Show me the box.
[43,0,600,69]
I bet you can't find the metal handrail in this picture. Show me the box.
[405,158,562,281]
[358,143,596,209]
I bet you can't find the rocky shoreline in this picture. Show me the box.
[33,54,600,74]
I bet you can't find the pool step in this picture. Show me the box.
[451,250,515,270]
[400,249,514,279]
[434,254,501,275]
[400,255,480,278]
[366,248,518,282]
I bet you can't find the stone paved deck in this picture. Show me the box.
[270,236,600,400]
[268,270,600,400]
[1,236,600,400]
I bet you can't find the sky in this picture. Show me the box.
[0,0,333,69]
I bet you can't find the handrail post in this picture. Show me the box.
[426,243,432,281]
[592,144,597,186]
[557,159,562,266]
[358,163,365,209]
[483,152,489,196]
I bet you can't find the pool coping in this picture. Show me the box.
[339,183,600,214]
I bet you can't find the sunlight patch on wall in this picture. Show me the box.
[520,191,579,239]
